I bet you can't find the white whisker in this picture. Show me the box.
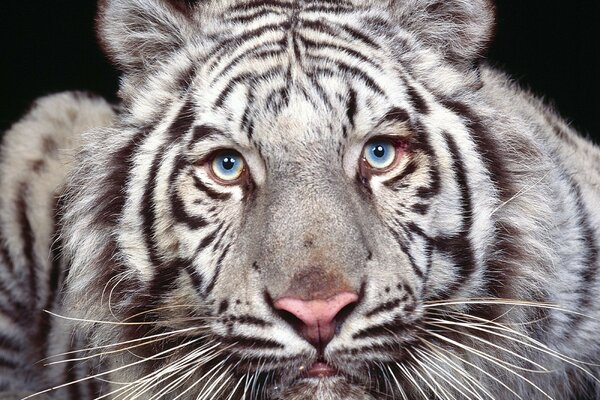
[422,328,555,399]
[421,338,523,400]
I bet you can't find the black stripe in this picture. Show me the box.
[213,66,284,109]
[204,245,230,296]
[439,98,513,201]
[0,355,19,369]
[94,124,155,225]
[430,133,477,298]
[208,23,285,69]
[169,156,208,230]
[303,3,354,13]
[16,182,37,298]
[229,314,272,327]
[379,107,410,125]
[186,263,204,297]
[214,334,284,349]
[387,225,424,280]
[346,87,357,128]
[168,98,196,140]
[411,202,430,215]
[193,175,232,201]
[225,8,281,24]
[300,19,380,50]
[141,146,167,266]
[306,72,334,109]
[569,181,599,327]
[352,318,409,340]
[174,64,196,92]
[0,334,23,352]
[300,35,381,71]
[194,229,219,255]
[214,41,286,80]
[0,241,14,274]
[309,61,385,96]
[227,0,294,13]
[405,84,430,115]
[365,298,402,318]
[384,159,419,189]
[189,124,222,148]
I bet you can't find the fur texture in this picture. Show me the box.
[1,1,599,399]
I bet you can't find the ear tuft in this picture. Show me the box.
[97,0,195,72]
[391,0,496,66]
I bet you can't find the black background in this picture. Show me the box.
[1,1,599,143]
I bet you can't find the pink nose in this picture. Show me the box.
[273,292,358,347]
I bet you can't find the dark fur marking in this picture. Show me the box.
[352,318,409,340]
[215,334,284,350]
[204,245,230,296]
[569,181,599,328]
[213,65,284,109]
[218,300,230,314]
[168,98,196,140]
[193,175,232,201]
[439,97,513,201]
[300,19,380,50]
[384,159,418,189]
[380,107,410,125]
[16,182,37,298]
[387,225,424,280]
[300,35,379,71]
[406,84,430,115]
[229,314,272,327]
[309,62,385,96]
[365,298,402,318]
[93,124,155,226]
[432,133,477,297]
[141,145,167,267]
[185,263,204,297]
[170,156,208,229]
[411,203,430,215]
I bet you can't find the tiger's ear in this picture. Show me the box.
[391,0,496,66]
[97,0,195,72]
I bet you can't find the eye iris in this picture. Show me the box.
[364,140,396,169]
[211,151,244,182]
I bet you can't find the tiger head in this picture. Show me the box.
[61,0,552,399]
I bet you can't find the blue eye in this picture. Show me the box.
[363,140,397,170]
[210,150,245,182]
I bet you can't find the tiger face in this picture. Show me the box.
[61,1,566,399]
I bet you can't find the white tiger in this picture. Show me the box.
[0,0,599,399]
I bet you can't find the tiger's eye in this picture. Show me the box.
[210,150,245,183]
[362,139,397,170]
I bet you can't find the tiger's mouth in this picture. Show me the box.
[304,360,338,378]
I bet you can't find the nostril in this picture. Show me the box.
[333,301,358,334]
[274,308,305,334]
[272,292,359,348]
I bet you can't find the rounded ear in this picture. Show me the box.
[97,0,195,72]
[390,0,496,66]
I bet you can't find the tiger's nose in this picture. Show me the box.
[273,292,359,348]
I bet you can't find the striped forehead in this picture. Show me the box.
[193,1,418,147]
[198,0,407,144]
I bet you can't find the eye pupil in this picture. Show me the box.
[222,156,236,170]
[373,145,385,158]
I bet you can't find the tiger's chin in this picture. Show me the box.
[268,376,375,400]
